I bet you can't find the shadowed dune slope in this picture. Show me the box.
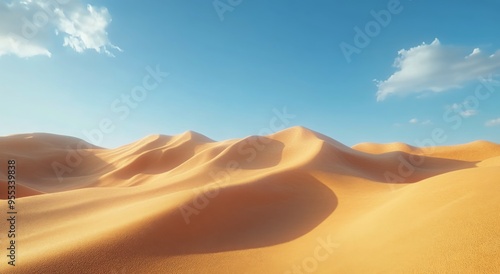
[0,126,499,273]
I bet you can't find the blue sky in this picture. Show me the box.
[1,0,499,148]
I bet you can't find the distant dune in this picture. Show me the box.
[1,127,499,273]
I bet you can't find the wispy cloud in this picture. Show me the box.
[400,118,432,126]
[459,109,478,118]
[485,118,500,127]
[449,103,478,117]
[420,119,432,125]
[409,118,419,124]
[0,0,120,58]
[376,38,500,101]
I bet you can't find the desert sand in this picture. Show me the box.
[1,126,499,273]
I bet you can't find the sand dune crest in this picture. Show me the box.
[1,127,499,273]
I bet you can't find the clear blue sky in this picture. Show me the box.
[1,0,499,148]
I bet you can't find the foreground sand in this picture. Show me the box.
[1,127,499,273]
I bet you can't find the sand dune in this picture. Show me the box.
[1,126,499,273]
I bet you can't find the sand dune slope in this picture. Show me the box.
[0,127,499,273]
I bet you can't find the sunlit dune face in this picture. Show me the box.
[1,127,499,273]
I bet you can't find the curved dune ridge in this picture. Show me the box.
[0,126,499,273]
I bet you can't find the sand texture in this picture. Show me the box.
[1,127,499,273]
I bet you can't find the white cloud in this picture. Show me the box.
[407,118,431,126]
[55,4,121,56]
[0,34,51,57]
[485,118,500,127]
[421,120,432,125]
[376,38,500,101]
[460,109,478,117]
[449,103,478,118]
[0,0,120,58]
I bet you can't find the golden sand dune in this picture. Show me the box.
[0,127,499,273]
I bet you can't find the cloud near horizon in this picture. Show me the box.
[449,102,479,118]
[485,118,500,127]
[0,0,120,58]
[408,118,431,126]
[376,38,500,101]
